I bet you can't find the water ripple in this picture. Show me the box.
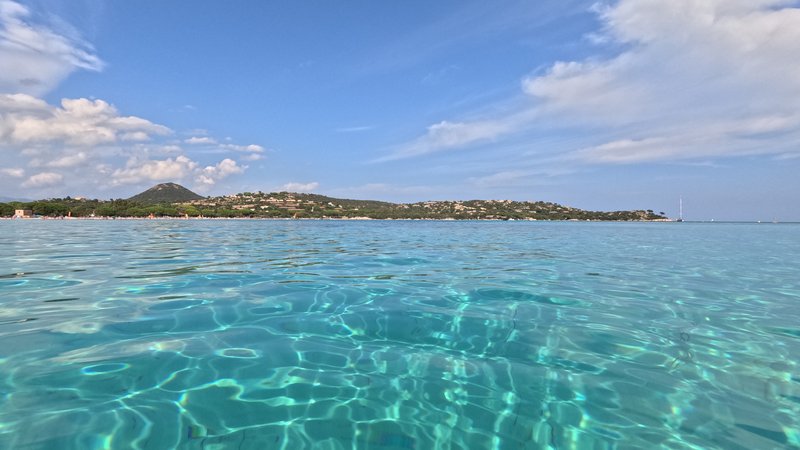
[0,220,798,449]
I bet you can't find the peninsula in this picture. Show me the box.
[1,183,667,221]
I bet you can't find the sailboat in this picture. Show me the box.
[676,197,684,222]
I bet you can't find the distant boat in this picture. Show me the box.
[676,197,684,222]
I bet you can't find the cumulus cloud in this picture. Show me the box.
[0,0,103,95]
[392,0,800,165]
[196,158,245,186]
[22,171,62,188]
[0,93,263,195]
[110,155,245,189]
[111,156,198,186]
[0,2,265,197]
[522,0,800,163]
[185,136,217,145]
[281,182,319,193]
[0,94,170,147]
[0,167,23,177]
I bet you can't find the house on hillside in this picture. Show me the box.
[13,209,33,218]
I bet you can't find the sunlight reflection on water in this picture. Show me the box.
[0,220,799,449]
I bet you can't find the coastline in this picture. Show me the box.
[1,216,677,222]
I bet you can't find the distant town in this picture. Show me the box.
[2,183,668,221]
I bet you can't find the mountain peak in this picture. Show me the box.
[128,183,204,203]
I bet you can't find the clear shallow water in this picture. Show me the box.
[1,220,799,450]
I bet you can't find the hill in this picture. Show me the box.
[2,187,668,220]
[127,183,204,203]
[184,191,667,220]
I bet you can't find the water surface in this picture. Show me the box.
[1,220,798,449]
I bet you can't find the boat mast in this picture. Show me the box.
[679,197,683,222]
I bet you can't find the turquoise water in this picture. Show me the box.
[1,220,799,449]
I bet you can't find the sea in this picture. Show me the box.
[0,220,798,449]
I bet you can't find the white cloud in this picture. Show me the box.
[215,143,266,161]
[526,0,800,163]
[0,167,23,177]
[0,94,171,147]
[243,144,264,153]
[189,142,267,160]
[421,65,460,85]
[572,137,689,164]
[336,125,374,133]
[391,0,800,165]
[220,143,264,153]
[0,0,103,95]
[196,158,245,186]
[121,131,150,142]
[571,114,800,163]
[185,136,217,145]
[0,92,46,110]
[0,2,266,197]
[240,153,264,161]
[523,58,651,124]
[95,163,113,175]
[423,121,508,148]
[379,119,516,161]
[281,181,319,193]
[22,171,62,188]
[469,166,576,188]
[111,156,198,186]
[43,151,89,168]
[0,93,262,196]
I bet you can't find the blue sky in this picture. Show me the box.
[1,0,799,220]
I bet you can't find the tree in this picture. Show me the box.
[181,205,201,217]
[0,203,14,217]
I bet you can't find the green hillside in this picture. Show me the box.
[127,183,204,203]
[0,184,668,220]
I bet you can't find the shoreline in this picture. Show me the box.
[2,216,677,222]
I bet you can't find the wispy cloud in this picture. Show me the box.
[385,0,800,168]
[350,0,588,77]
[469,166,576,188]
[376,112,533,162]
[22,171,62,188]
[421,65,460,85]
[335,125,374,133]
[0,0,103,95]
[38,151,89,169]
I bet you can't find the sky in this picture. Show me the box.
[1,0,799,221]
